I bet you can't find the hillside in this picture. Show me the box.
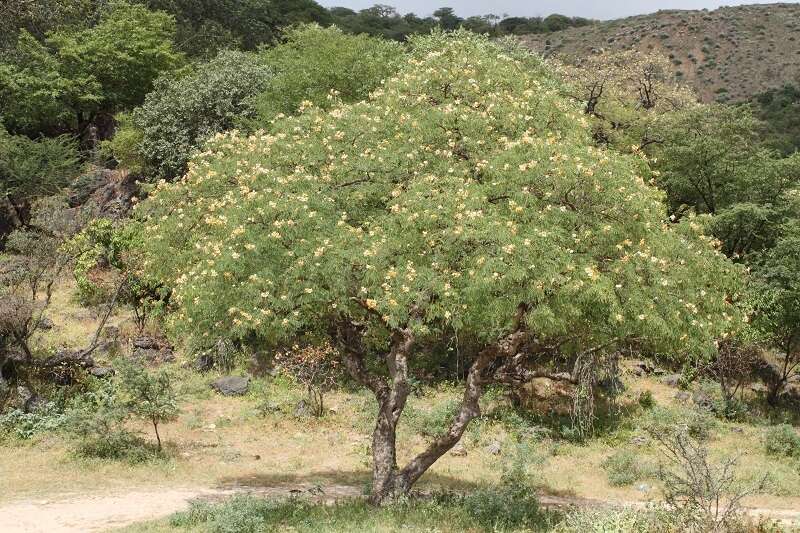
[522,3,800,102]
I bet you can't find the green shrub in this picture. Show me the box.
[247,24,404,128]
[407,398,461,437]
[73,430,163,463]
[765,424,800,458]
[637,390,656,409]
[601,449,648,486]
[125,48,272,180]
[0,402,69,440]
[0,126,80,205]
[554,506,691,532]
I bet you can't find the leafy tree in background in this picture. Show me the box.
[654,105,800,216]
[48,2,183,115]
[558,50,696,153]
[749,203,800,404]
[247,24,404,127]
[751,84,800,156]
[0,1,182,138]
[0,126,80,226]
[137,0,333,56]
[111,49,272,180]
[140,32,741,504]
[0,30,101,136]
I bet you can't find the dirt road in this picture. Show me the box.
[1,485,798,532]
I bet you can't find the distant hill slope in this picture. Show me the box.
[522,3,800,103]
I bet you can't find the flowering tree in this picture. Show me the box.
[557,50,696,152]
[140,32,742,504]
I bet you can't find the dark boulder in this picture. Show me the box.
[661,374,681,387]
[211,376,250,396]
[90,366,115,378]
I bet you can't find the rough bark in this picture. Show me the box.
[334,305,537,505]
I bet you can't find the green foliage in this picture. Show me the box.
[48,1,184,113]
[752,84,800,156]
[115,358,179,449]
[0,126,80,204]
[554,506,692,533]
[100,112,146,174]
[328,6,591,42]
[407,398,462,437]
[654,105,796,216]
[247,24,403,129]
[141,31,741,365]
[764,424,800,458]
[0,402,69,440]
[170,484,548,533]
[137,0,333,56]
[0,2,182,136]
[64,376,163,463]
[601,449,649,486]
[0,29,99,135]
[123,49,272,180]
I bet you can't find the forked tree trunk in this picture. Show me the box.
[336,316,531,505]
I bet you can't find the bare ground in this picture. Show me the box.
[2,483,799,533]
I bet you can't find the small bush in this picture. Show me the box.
[554,506,691,532]
[125,49,272,180]
[0,127,80,206]
[764,425,800,458]
[602,449,649,486]
[408,398,462,437]
[637,390,656,409]
[0,402,69,440]
[73,430,163,464]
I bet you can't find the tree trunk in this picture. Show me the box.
[334,308,534,506]
[153,419,162,450]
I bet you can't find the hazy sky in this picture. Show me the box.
[317,1,798,20]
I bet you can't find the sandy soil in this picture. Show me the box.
[2,484,799,532]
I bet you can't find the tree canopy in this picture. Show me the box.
[140,31,741,503]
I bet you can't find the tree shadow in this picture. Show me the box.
[215,468,481,495]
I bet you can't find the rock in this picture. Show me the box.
[485,441,502,456]
[195,353,215,373]
[101,325,120,340]
[637,483,652,493]
[24,394,48,413]
[37,317,54,330]
[661,374,681,387]
[674,391,691,402]
[731,427,744,434]
[630,360,655,376]
[450,443,467,457]
[90,366,115,378]
[692,391,714,411]
[652,367,666,376]
[133,336,160,350]
[293,399,310,417]
[133,347,175,364]
[630,435,648,446]
[211,376,250,396]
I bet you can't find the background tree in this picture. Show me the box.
[558,50,696,152]
[141,32,741,504]
[111,49,272,180]
[246,24,404,128]
[750,219,800,404]
[136,0,333,56]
